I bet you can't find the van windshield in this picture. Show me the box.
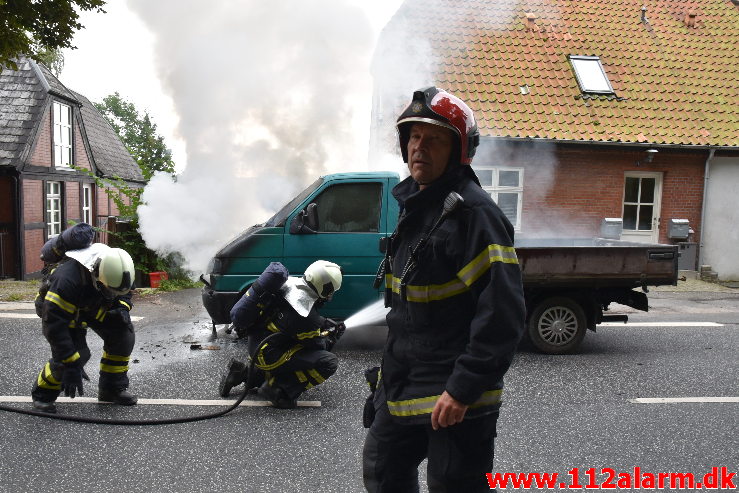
[264,177,324,226]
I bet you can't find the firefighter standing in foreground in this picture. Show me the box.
[362,87,526,492]
[221,260,345,409]
[31,243,138,413]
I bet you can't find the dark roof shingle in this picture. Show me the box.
[0,59,46,166]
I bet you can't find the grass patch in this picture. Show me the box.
[155,278,202,292]
[0,280,39,302]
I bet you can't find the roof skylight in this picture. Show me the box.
[569,55,614,94]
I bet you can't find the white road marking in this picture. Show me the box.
[599,322,723,327]
[0,396,320,407]
[630,397,739,404]
[0,313,143,321]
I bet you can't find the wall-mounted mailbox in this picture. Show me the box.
[668,219,691,240]
[600,218,623,240]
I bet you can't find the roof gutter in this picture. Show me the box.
[698,148,716,269]
[483,135,739,152]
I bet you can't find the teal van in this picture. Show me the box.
[200,171,400,322]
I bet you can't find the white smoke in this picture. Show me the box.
[130,0,395,273]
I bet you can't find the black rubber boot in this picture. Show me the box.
[218,358,248,397]
[98,387,138,406]
[258,382,297,409]
[32,400,57,413]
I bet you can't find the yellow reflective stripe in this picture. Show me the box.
[387,275,468,303]
[295,370,308,383]
[62,352,80,364]
[118,300,131,311]
[266,322,280,333]
[256,344,303,371]
[37,362,61,389]
[96,307,106,322]
[45,291,76,314]
[307,369,325,384]
[457,244,518,287]
[100,363,128,373]
[296,328,322,340]
[387,389,503,417]
[102,351,130,362]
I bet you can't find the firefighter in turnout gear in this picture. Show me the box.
[362,87,526,492]
[221,260,345,409]
[31,243,138,413]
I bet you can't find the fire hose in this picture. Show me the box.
[0,333,282,425]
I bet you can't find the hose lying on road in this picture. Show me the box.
[0,334,278,425]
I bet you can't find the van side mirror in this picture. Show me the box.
[289,203,319,234]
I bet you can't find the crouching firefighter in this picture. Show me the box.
[32,243,138,413]
[218,260,345,409]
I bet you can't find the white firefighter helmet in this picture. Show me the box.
[93,248,135,296]
[303,260,342,300]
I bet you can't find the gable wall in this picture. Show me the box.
[27,105,51,168]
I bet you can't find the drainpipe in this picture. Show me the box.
[697,148,715,268]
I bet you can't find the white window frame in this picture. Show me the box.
[53,101,73,169]
[82,183,92,225]
[473,166,524,230]
[569,55,614,94]
[46,181,62,238]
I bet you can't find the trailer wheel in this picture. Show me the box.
[528,297,586,354]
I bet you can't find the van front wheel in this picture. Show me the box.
[528,297,586,354]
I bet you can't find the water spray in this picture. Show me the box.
[343,299,390,329]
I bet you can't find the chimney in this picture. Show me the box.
[684,11,698,28]
[640,5,648,23]
[525,12,537,32]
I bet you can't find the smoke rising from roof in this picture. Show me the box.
[130,0,383,273]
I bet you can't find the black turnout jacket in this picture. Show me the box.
[39,259,133,363]
[380,166,526,424]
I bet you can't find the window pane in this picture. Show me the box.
[623,204,637,229]
[640,178,655,203]
[475,169,494,187]
[624,177,639,203]
[638,205,653,230]
[499,170,519,187]
[497,193,519,225]
[571,57,612,92]
[313,183,382,233]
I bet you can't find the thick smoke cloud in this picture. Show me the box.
[129,0,380,273]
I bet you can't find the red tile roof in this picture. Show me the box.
[386,0,739,147]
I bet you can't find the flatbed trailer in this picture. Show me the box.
[517,238,679,353]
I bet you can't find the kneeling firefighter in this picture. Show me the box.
[219,260,345,409]
[32,238,138,414]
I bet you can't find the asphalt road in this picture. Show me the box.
[0,288,737,492]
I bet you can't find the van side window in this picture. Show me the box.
[312,183,382,233]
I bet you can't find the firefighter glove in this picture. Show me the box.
[61,362,88,398]
[323,318,345,342]
[106,307,132,326]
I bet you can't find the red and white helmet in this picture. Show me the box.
[397,86,480,165]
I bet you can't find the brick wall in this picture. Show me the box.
[66,182,81,223]
[27,105,51,167]
[486,144,705,244]
[24,229,44,274]
[73,120,92,171]
[23,179,44,223]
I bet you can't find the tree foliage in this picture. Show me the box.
[94,92,176,179]
[0,0,106,72]
[36,46,65,76]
